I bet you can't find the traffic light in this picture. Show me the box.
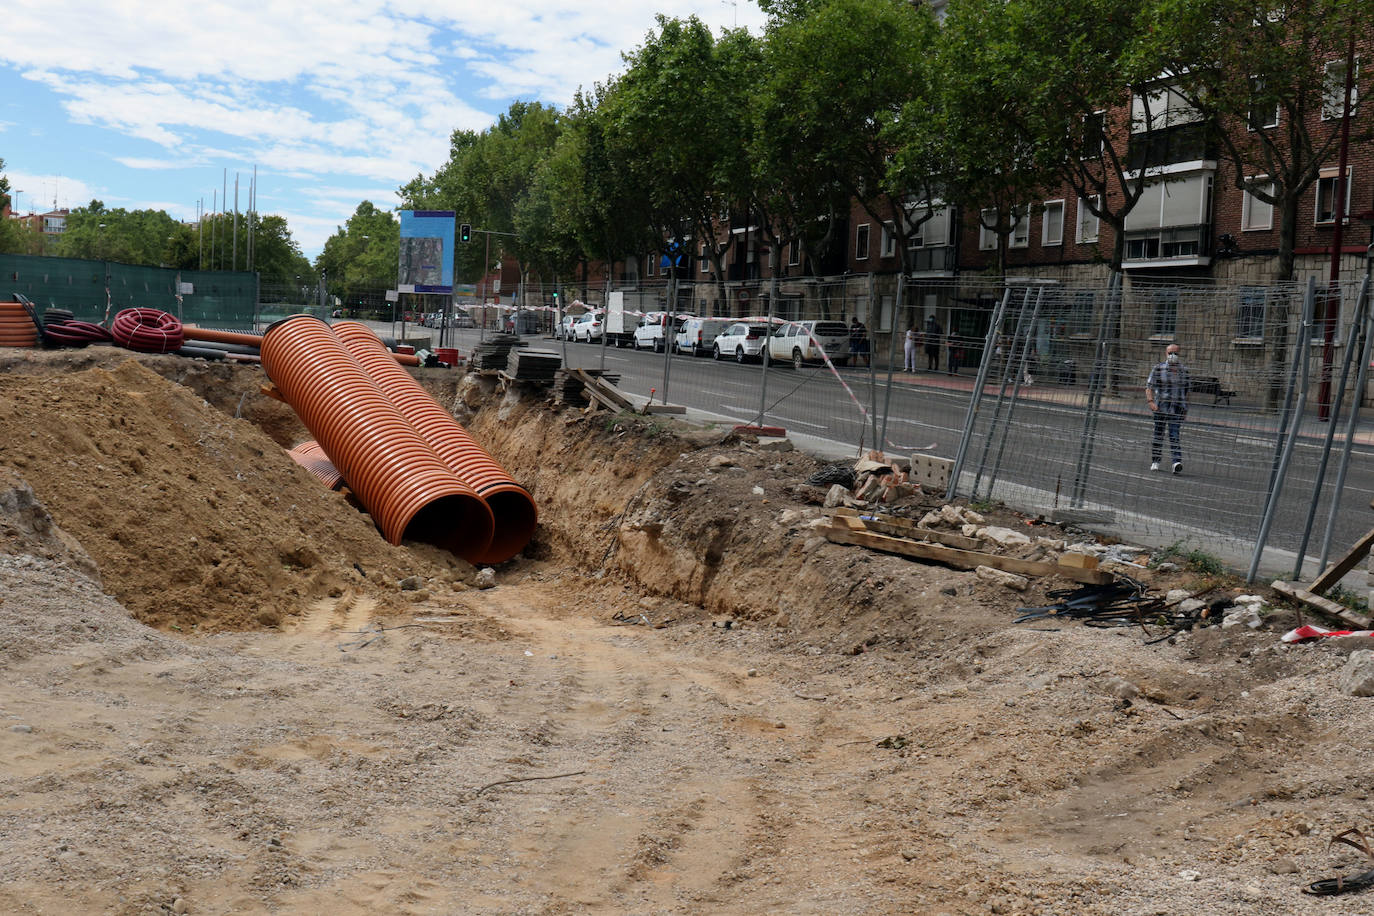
[460,223,471,243]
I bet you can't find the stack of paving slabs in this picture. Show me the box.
[505,348,561,383]
[470,334,521,370]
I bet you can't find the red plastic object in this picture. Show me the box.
[260,315,495,560]
[183,326,264,349]
[44,320,113,347]
[111,308,184,353]
[333,321,537,564]
[288,440,345,491]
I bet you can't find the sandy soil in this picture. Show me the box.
[3,344,1374,915]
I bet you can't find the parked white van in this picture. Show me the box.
[768,319,852,369]
[674,317,730,357]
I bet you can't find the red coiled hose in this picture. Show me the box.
[44,320,114,347]
[111,308,184,353]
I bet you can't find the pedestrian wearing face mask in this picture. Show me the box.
[1145,343,1188,474]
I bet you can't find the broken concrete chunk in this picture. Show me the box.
[756,438,794,452]
[1178,598,1206,614]
[823,484,850,508]
[1222,606,1263,629]
[979,526,1033,549]
[961,508,986,525]
[709,455,735,469]
[1035,537,1067,552]
[962,524,979,538]
[398,575,424,591]
[1165,589,1191,603]
[975,565,1028,591]
[1103,676,1140,701]
[920,510,943,528]
[474,567,497,590]
[939,504,964,526]
[778,509,803,526]
[1339,650,1374,697]
[752,485,766,496]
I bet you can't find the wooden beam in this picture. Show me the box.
[1272,580,1372,629]
[821,524,1113,585]
[827,508,981,551]
[1309,525,1374,595]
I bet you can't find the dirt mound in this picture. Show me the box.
[0,355,465,630]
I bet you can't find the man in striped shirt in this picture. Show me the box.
[1146,343,1188,475]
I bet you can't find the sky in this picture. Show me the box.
[0,0,765,261]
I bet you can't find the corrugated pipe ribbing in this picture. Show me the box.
[333,321,537,564]
[287,440,345,490]
[260,315,494,560]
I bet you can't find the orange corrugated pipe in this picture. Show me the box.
[333,321,537,564]
[183,326,264,348]
[260,315,494,560]
[287,440,345,491]
[184,325,419,366]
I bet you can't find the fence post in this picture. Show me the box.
[972,286,1034,499]
[1069,272,1122,508]
[1317,273,1374,573]
[756,276,779,428]
[948,287,1013,499]
[1249,277,1317,583]
[1293,274,1369,579]
[661,276,677,405]
[879,272,903,448]
[984,285,1048,498]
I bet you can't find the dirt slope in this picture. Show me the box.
[2,345,1374,915]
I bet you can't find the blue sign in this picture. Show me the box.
[398,210,455,294]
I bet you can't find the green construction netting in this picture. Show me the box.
[1,254,260,330]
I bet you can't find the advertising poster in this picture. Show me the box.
[398,210,455,294]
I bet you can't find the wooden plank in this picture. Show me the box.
[1272,580,1372,629]
[642,404,686,415]
[1309,525,1374,595]
[827,508,981,551]
[572,368,635,412]
[821,524,1114,585]
[860,517,981,551]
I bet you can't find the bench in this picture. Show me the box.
[1190,375,1236,406]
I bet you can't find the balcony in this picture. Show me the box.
[904,245,956,276]
[1122,224,1212,269]
[1127,123,1216,171]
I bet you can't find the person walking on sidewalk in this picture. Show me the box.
[1146,343,1189,475]
[849,317,869,368]
[924,315,943,371]
[904,323,919,371]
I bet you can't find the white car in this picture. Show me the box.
[632,312,684,352]
[555,314,577,340]
[674,317,730,356]
[572,310,605,342]
[711,322,772,363]
[768,319,852,369]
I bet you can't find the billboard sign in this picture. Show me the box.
[397,210,455,294]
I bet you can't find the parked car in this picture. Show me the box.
[767,319,852,369]
[452,313,476,328]
[572,310,605,342]
[555,313,577,340]
[674,317,731,357]
[632,312,685,352]
[712,322,772,363]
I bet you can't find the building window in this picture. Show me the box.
[855,223,870,260]
[1323,58,1360,120]
[788,239,801,266]
[699,243,709,273]
[1237,286,1268,339]
[1041,200,1064,246]
[1315,167,1353,224]
[1241,178,1274,231]
[645,255,655,277]
[1149,288,1179,338]
[1068,290,1096,337]
[1131,83,1201,133]
[1081,111,1105,158]
[1248,76,1280,130]
[881,221,897,257]
[1076,196,1100,243]
[1010,207,1030,248]
[978,209,997,251]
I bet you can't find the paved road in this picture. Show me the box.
[394,323,1374,573]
